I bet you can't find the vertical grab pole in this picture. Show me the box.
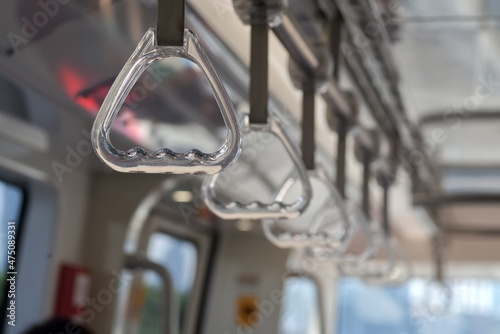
[124,255,179,334]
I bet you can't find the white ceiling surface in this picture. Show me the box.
[394,0,500,167]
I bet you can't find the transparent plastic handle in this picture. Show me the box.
[343,235,411,285]
[424,280,453,315]
[362,251,412,285]
[91,28,242,174]
[346,204,378,262]
[262,167,352,249]
[262,219,347,248]
[201,113,312,220]
[309,201,377,262]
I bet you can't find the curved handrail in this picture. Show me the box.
[124,254,179,334]
[202,113,312,220]
[92,28,242,174]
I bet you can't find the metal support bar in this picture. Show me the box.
[336,0,400,100]
[413,193,500,207]
[270,8,383,160]
[330,10,344,81]
[442,226,500,237]
[125,255,179,334]
[334,0,440,193]
[420,110,500,125]
[343,38,438,193]
[272,13,319,74]
[320,83,351,120]
[272,12,352,122]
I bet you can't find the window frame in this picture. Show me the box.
[129,207,214,334]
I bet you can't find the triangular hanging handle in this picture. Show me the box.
[308,201,377,262]
[361,237,412,285]
[201,113,312,220]
[338,231,411,284]
[262,167,352,249]
[92,28,242,174]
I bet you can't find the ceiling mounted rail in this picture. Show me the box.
[272,12,319,73]
[413,193,500,207]
[344,0,400,84]
[420,110,500,125]
[333,0,440,192]
[271,9,352,122]
[269,5,383,161]
[441,226,500,237]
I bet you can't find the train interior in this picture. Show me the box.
[1,0,500,333]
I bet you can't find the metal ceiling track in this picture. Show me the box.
[413,193,500,207]
[441,226,500,237]
[334,0,441,192]
[271,8,377,154]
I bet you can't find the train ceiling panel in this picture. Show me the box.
[392,0,500,173]
[421,121,500,166]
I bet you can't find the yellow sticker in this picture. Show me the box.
[237,295,259,327]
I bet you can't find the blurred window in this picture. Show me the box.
[337,277,500,334]
[0,180,25,327]
[279,276,322,334]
